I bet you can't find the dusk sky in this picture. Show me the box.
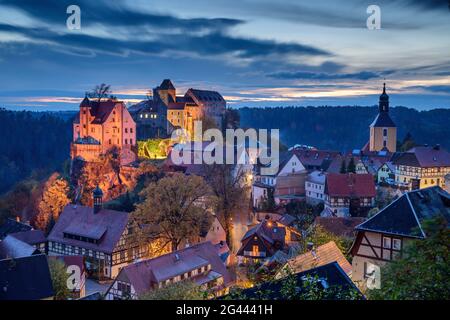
[0,0,449,111]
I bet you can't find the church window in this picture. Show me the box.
[130,139,133,145]
[125,128,128,133]
[383,129,387,137]
[130,128,133,133]
[125,139,128,145]
[383,141,387,147]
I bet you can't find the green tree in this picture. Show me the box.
[368,217,450,300]
[133,173,213,251]
[339,159,347,173]
[304,224,352,257]
[139,280,207,300]
[347,157,356,173]
[48,259,70,300]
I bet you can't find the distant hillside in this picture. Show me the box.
[238,106,450,151]
[0,108,72,194]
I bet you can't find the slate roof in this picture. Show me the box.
[0,254,54,300]
[0,218,32,240]
[113,241,232,296]
[293,149,341,169]
[236,262,362,300]
[370,112,396,127]
[0,236,40,259]
[314,216,365,238]
[393,145,450,168]
[240,220,286,245]
[187,88,225,103]
[10,230,46,245]
[355,186,450,238]
[47,204,130,254]
[159,79,176,90]
[325,173,376,198]
[280,241,352,276]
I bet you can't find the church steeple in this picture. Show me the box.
[379,83,389,113]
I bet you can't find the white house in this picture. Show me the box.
[305,170,326,205]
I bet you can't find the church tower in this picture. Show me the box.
[369,83,397,152]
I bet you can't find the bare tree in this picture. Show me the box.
[87,83,115,102]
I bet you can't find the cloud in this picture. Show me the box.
[267,71,381,80]
[405,85,450,94]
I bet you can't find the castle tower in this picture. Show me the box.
[93,185,103,214]
[154,79,176,105]
[369,83,397,152]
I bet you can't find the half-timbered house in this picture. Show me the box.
[105,241,233,299]
[47,187,147,280]
[350,186,450,289]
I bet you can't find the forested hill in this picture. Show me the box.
[0,108,72,193]
[239,106,450,151]
[1,106,449,194]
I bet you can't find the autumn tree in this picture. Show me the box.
[86,83,116,102]
[368,217,450,300]
[33,173,70,232]
[48,259,70,300]
[133,173,213,251]
[203,163,250,247]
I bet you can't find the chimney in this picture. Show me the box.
[93,185,103,214]
[15,216,20,222]
[307,242,314,251]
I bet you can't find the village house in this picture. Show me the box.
[0,235,42,259]
[0,218,32,240]
[71,97,137,165]
[392,145,450,190]
[0,254,54,300]
[377,161,396,184]
[9,230,46,254]
[237,218,301,264]
[105,241,233,300]
[47,187,147,280]
[275,241,352,280]
[305,170,326,205]
[252,152,305,209]
[322,173,376,217]
[350,186,450,289]
[239,262,362,300]
[274,171,306,205]
[290,147,341,172]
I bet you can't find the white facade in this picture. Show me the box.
[305,171,326,205]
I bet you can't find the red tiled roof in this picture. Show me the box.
[325,173,376,198]
[283,241,352,276]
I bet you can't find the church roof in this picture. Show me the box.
[370,112,396,127]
